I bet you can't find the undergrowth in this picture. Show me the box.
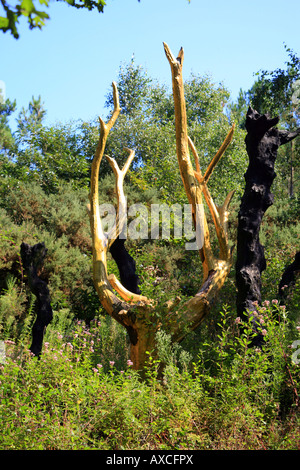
[0,303,299,450]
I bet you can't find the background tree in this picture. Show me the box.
[0,95,27,191]
[230,45,300,198]
[0,97,16,153]
[105,59,248,206]
[12,97,92,191]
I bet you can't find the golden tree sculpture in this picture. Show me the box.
[88,44,235,372]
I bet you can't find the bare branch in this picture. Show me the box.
[107,81,121,131]
[105,148,135,246]
[203,124,235,183]
[163,42,182,68]
[88,82,137,323]
[108,274,148,304]
[163,42,234,342]
[217,190,235,234]
[188,129,234,260]
[90,82,121,251]
[188,136,202,176]
[279,127,300,146]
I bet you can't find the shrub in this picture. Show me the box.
[0,302,299,450]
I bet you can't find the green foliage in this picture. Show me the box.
[1,181,91,250]
[0,302,299,450]
[133,240,200,301]
[0,47,299,450]
[248,45,300,121]
[0,182,101,327]
[11,97,92,192]
[0,61,248,202]
[0,97,16,152]
[229,45,300,199]
[193,305,300,448]
[105,60,248,205]
[0,275,29,340]
[0,0,107,38]
[229,45,300,126]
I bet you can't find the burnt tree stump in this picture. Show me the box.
[279,251,300,301]
[110,237,141,295]
[236,107,300,344]
[20,242,53,357]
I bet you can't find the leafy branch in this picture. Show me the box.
[0,0,106,38]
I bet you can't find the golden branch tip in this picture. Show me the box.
[112,81,120,111]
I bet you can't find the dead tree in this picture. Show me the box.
[236,107,300,343]
[279,251,300,301]
[88,44,235,372]
[109,237,141,295]
[20,242,53,357]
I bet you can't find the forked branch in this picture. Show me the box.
[163,42,234,277]
[89,81,121,252]
[88,83,148,339]
[188,126,235,260]
[105,148,135,247]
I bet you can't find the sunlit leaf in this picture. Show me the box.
[20,0,35,16]
[0,17,9,28]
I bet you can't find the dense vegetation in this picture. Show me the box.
[0,51,299,450]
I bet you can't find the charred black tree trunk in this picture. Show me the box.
[109,237,141,295]
[279,251,300,301]
[20,242,53,357]
[236,107,300,345]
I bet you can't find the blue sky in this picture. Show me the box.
[1,0,300,129]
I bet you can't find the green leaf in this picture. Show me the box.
[36,10,49,19]
[0,16,9,28]
[20,0,35,16]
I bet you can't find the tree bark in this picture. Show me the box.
[20,242,53,357]
[236,107,300,344]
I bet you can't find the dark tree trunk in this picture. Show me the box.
[279,251,300,301]
[109,237,141,295]
[20,242,53,357]
[236,107,300,345]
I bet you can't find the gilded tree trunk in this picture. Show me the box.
[88,45,235,373]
